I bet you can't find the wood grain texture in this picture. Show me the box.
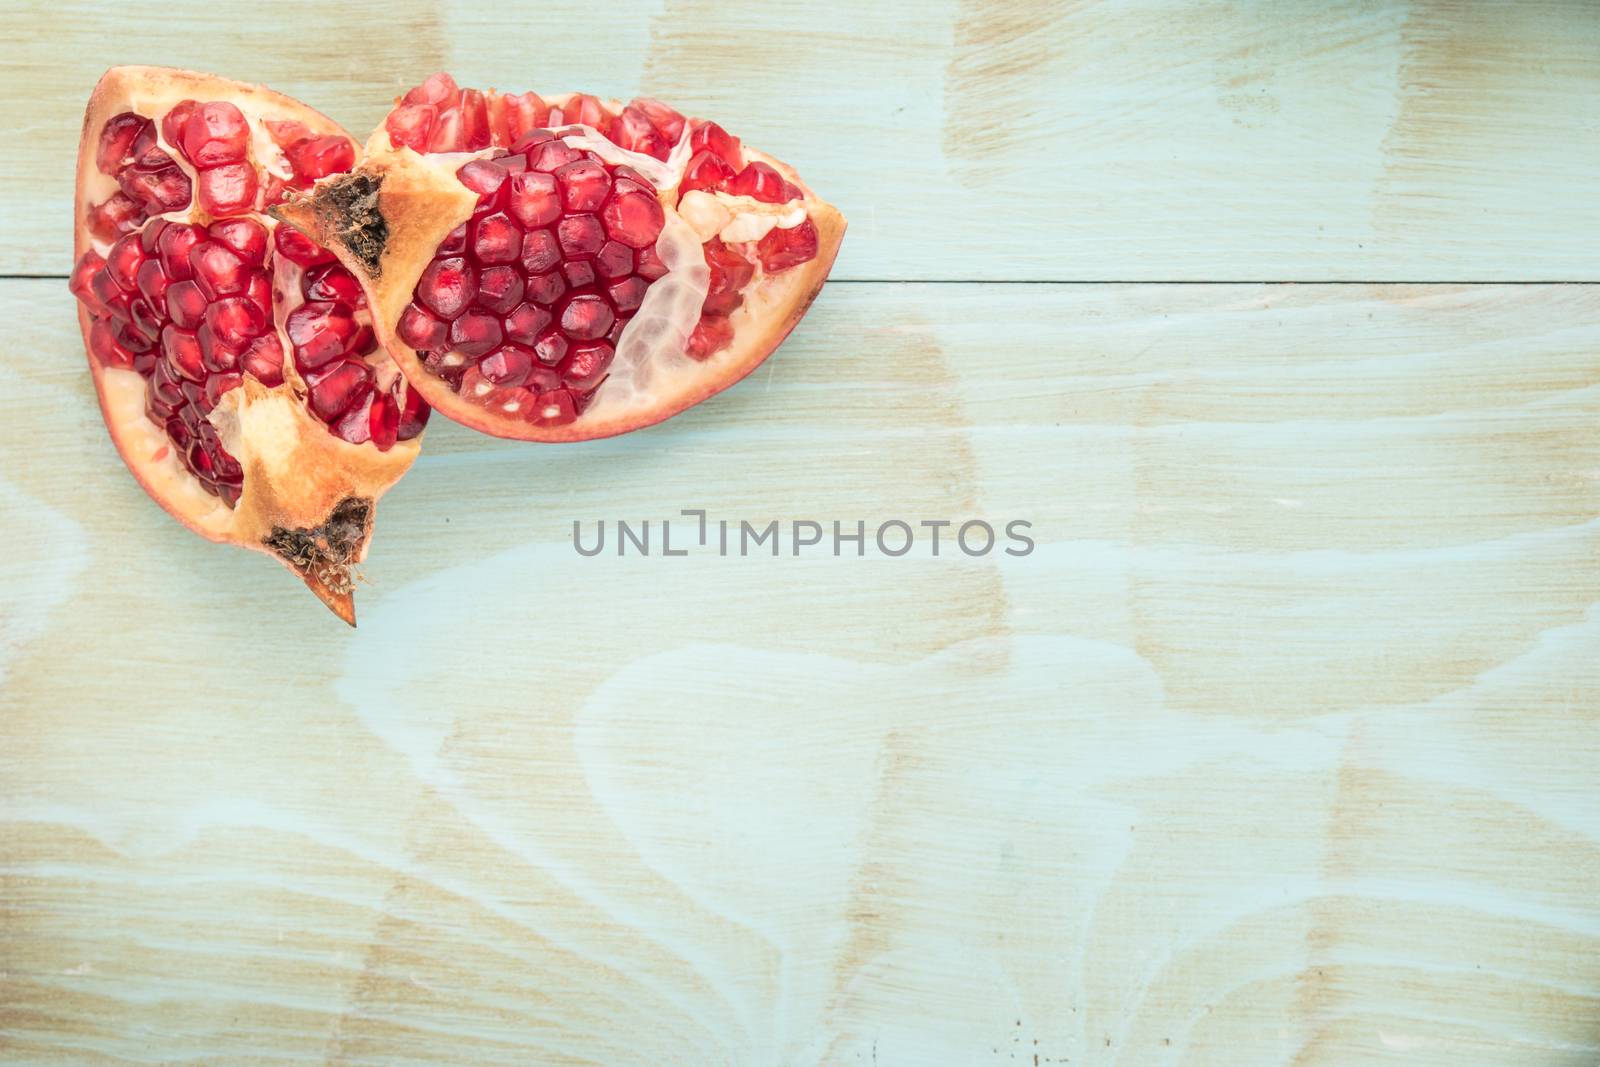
[3,279,1597,1064]
[4,0,1599,279]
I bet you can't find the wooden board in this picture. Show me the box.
[3,279,1598,1064]
[4,0,1599,280]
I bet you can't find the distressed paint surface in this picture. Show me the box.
[2,0,1599,279]
[3,279,1598,1064]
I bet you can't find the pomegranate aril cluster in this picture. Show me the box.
[89,111,192,240]
[279,227,428,450]
[70,217,282,506]
[397,131,669,425]
[385,73,686,163]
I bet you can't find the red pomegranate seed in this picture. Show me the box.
[124,303,161,346]
[601,184,665,249]
[157,224,204,280]
[302,263,364,307]
[461,90,491,150]
[476,265,525,314]
[88,192,145,241]
[246,272,272,321]
[503,303,552,347]
[555,159,611,212]
[369,392,402,450]
[557,214,605,257]
[606,276,648,313]
[332,393,374,444]
[592,240,634,280]
[91,270,131,320]
[396,385,430,440]
[129,123,167,169]
[70,251,107,308]
[398,303,448,351]
[613,106,669,160]
[204,296,265,348]
[306,360,375,422]
[160,325,206,381]
[416,257,477,318]
[703,238,755,316]
[133,259,168,309]
[197,163,258,216]
[207,217,268,266]
[506,170,561,229]
[105,234,146,292]
[98,113,148,174]
[449,309,503,356]
[525,270,566,306]
[200,373,242,411]
[682,150,735,195]
[386,103,436,151]
[471,212,521,265]
[88,319,134,368]
[691,122,742,168]
[559,341,613,389]
[726,161,791,204]
[198,322,242,373]
[283,135,355,181]
[428,106,464,153]
[687,315,735,359]
[529,140,581,173]
[571,94,614,135]
[119,163,192,213]
[188,241,249,299]
[165,280,208,329]
[286,302,360,369]
[161,101,197,155]
[242,334,285,386]
[533,331,568,366]
[182,102,250,167]
[501,92,549,142]
[457,158,510,204]
[273,224,334,267]
[631,98,686,143]
[562,260,597,289]
[406,72,459,106]
[558,293,614,340]
[479,345,534,386]
[757,218,820,273]
[519,228,561,273]
[530,389,577,425]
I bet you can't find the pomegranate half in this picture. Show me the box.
[70,66,430,624]
[275,74,845,441]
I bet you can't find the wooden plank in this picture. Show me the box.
[3,279,1597,1064]
[6,0,1599,280]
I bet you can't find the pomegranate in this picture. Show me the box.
[275,74,845,442]
[70,67,430,624]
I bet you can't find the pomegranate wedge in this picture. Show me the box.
[70,66,430,624]
[276,74,845,442]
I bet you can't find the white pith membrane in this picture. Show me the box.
[74,69,422,622]
[377,100,827,430]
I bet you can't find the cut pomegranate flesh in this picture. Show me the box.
[398,140,670,425]
[73,105,430,507]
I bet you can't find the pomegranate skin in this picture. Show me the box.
[73,67,424,624]
[275,85,845,444]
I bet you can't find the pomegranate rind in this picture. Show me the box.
[280,111,845,443]
[74,67,422,624]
